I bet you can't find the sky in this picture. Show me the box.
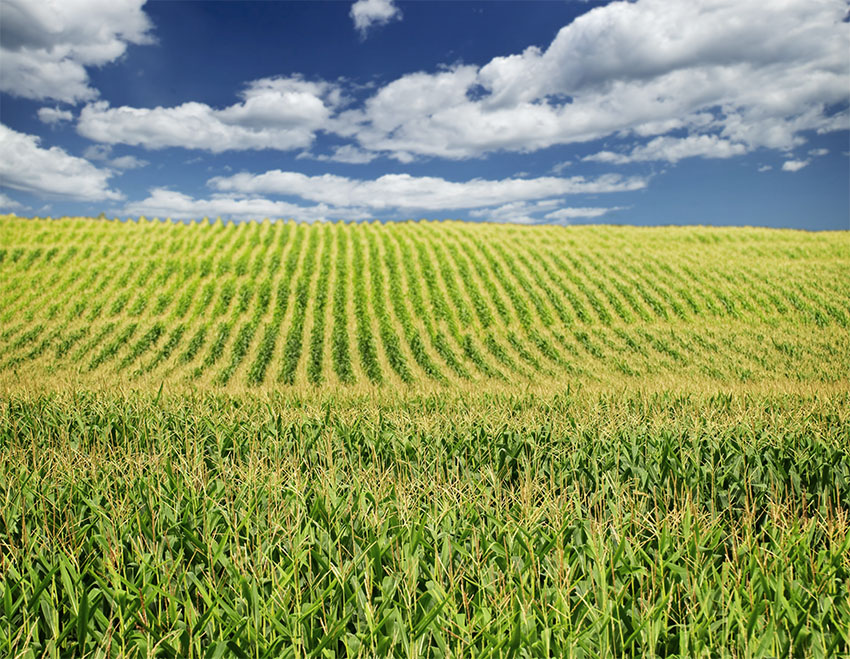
[0,0,848,229]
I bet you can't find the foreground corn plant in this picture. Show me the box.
[1,390,848,657]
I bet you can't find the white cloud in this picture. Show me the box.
[781,159,810,172]
[585,135,748,164]
[758,165,772,172]
[544,206,626,222]
[469,199,565,224]
[631,115,713,137]
[0,124,122,200]
[109,155,149,169]
[132,169,644,225]
[37,107,73,125]
[0,0,153,103]
[83,144,112,161]
[124,187,632,226]
[327,145,377,164]
[126,167,644,224]
[339,0,849,160]
[77,76,340,152]
[350,0,401,37]
[83,144,149,170]
[122,188,371,223]
[301,144,378,164]
[815,110,849,134]
[468,201,625,224]
[209,170,647,211]
[808,148,829,157]
[0,192,25,211]
[57,0,847,167]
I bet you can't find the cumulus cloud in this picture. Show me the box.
[122,188,371,223]
[468,200,625,224]
[758,165,773,172]
[338,0,849,160]
[109,155,149,169]
[0,124,122,200]
[544,206,626,223]
[0,0,153,103]
[469,199,565,224]
[350,0,401,37]
[781,159,810,172]
[77,76,340,152]
[60,0,848,167]
[209,170,646,211]
[585,135,748,164]
[808,148,829,157]
[82,144,148,170]
[125,182,634,225]
[0,192,25,211]
[301,144,378,164]
[37,107,73,125]
[131,169,645,224]
[82,144,112,161]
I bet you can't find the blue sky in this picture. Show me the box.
[1,0,848,229]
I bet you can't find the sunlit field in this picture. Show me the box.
[2,216,848,390]
[1,215,848,657]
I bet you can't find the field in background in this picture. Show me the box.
[1,216,848,657]
[1,216,848,391]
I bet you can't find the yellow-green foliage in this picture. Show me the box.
[0,215,848,392]
[1,215,849,657]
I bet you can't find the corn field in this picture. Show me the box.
[1,216,848,389]
[0,215,848,657]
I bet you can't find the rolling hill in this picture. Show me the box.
[1,215,848,391]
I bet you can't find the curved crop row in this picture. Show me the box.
[246,224,303,385]
[307,226,333,385]
[1,216,847,388]
[377,229,446,383]
[218,275,273,385]
[362,230,412,383]
[350,227,382,384]
[279,229,320,385]
[331,225,355,384]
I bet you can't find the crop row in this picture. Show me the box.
[279,228,320,384]
[1,218,848,387]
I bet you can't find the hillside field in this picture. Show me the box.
[1,215,849,657]
[1,216,850,389]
